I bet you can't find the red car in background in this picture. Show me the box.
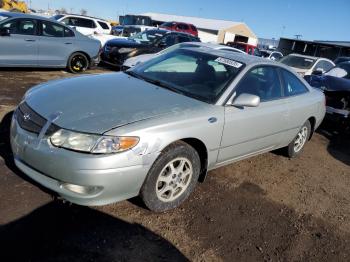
[160,21,198,37]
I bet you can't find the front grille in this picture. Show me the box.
[15,102,60,136]
[16,102,47,135]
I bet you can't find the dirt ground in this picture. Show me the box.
[0,68,349,262]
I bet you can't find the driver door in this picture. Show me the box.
[0,18,39,66]
[217,66,289,164]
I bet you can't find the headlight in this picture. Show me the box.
[118,47,134,54]
[50,129,139,154]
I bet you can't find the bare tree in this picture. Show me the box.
[80,9,87,16]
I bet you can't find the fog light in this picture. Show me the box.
[60,183,103,195]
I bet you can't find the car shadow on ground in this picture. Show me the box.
[317,120,350,166]
[0,201,188,262]
[181,178,350,261]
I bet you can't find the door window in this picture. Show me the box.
[314,60,334,72]
[270,52,283,61]
[98,21,110,30]
[234,66,282,101]
[178,24,189,30]
[0,19,17,33]
[281,69,309,96]
[41,21,64,37]
[1,19,37,35]
[62,17,96,28]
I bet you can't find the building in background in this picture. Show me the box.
[141,12,258,45]
[278,38,350,61]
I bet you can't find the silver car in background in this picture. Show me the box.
[10,47,325,212]
[0,12,101,73]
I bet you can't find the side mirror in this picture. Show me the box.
[228,93,260,107]
[0,28,10,37]
[312,69,323,76]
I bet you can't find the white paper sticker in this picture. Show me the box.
[215,57,243,68]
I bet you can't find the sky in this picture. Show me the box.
[28,0,350,41]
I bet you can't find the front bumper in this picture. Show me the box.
[325,106,350,126]
[10,116,156,206]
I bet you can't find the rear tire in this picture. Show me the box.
[67,52,89,74]
[140,141,200,212]
[285,120,311,158]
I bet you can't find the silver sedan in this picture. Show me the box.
[10,47,326,211]
[0,12,100,73]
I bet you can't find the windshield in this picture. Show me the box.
[325,63,350,79]
[129,30,165,44]
[127,49,245,104]
[0,14,10,22]
[280,55,316,69]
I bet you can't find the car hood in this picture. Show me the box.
[106,38,146,48]
[305,74,350,92]
[25,73,207,134]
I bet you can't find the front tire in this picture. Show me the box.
[67,52,89,74]
[286,120,311,158]
[140,141,201,212]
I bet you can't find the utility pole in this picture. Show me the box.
[294,34,302,40]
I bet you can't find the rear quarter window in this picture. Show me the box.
[281,69,309,96]
[98,21,110,30]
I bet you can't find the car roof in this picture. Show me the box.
[57,13,109,22]
[0,12,57,23]
[181,46,280,66]
[185,42,245,53]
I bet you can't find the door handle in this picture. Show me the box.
[64,42,73,45]
[25,39,36,42]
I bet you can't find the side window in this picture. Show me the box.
[180,24,189,30]
[64,27,75,37]
[270,53,283,61]
[323,61,334,72]
[0,19,17,34]
[41,21,64,37]
[61,17,73,26]
[12,19,37,35]
[281,69,309,96]
[98,21,110,30]
[76,18,96,28]
[314,60,333,72]
[234,66,282,102]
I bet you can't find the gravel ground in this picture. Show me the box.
[0,68,349,262]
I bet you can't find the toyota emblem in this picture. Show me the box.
[23,113,31,121]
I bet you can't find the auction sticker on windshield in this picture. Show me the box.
[215,57,243,68]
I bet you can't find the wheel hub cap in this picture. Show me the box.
[156,157,193,202]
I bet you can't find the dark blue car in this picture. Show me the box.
[305,62,350,126]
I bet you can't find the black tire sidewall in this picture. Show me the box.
[141,142,201,212]
[288,120,311,158]
[68,52,89,73]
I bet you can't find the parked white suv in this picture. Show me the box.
[52,14,112,35]
[280,53,335,76]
